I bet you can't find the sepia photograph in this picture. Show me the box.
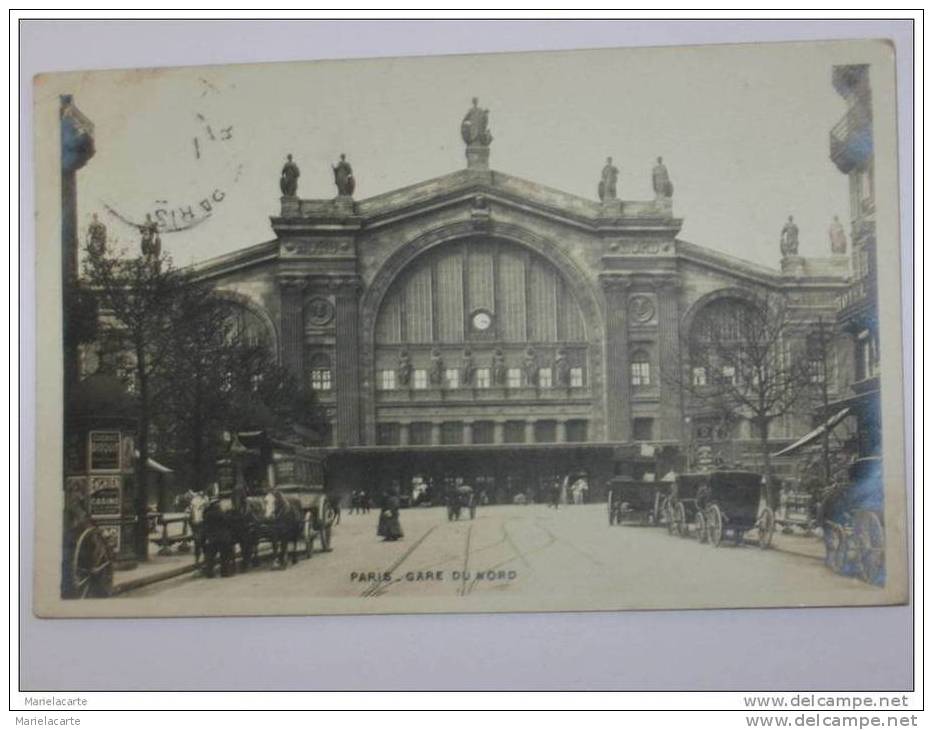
[31,37,907,620]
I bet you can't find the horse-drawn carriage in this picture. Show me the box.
[446,484,476,521]
[675,470,775,548]
[186,432,338,575]
[666,473,708,539]
[607,479,667,526]
[820,457,884,585]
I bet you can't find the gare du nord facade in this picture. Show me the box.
[194,126,850,505]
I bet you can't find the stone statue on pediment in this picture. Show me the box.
[461,97,493,147]
[652,156,673,199]
[332,154,355,197]
[598,157,619,202]
[280,154,300,197]
[780,215,800,257]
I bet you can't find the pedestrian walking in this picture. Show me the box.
[377,487,404,541]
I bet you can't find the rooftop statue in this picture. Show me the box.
[86,213,107,255]
[280,154,300,197]
[780,215,800,257]
[829,215,848,255]
[652,156,674,199]
[332,153,355,197]
[461,97,493,147]
[598,157,619,202]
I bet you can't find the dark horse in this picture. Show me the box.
[230,488,266,572]
[263,489,304,568]
[200,499,236,578]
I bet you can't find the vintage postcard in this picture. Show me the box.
[31,39,908,617]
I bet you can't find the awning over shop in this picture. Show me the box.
[773,408,851,458]
[134,450,174,474]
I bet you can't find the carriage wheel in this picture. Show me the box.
[674,502,686,537]
[71,526,114,598]
[758,507,775,550]
[706,506,723,547]
[661,497,674,535]
[695,510,707,543]
[825,523,847,574]
[854,511,884,584]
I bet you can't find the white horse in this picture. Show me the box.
[185,491,210,565]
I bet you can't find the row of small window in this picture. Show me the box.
[376,367,585,391]
[688,361,827,387]
[376,420,590,445]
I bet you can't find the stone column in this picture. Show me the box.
[656,276,683,441]
[463,421,474,445]
[493,421,505,445]
[601,276,632,441]
[333,276,362,446]
[278,277,307,379]
[525,420,535,444]
[399,422,410,446]
[431,422,442,446]
[556,420,567,443]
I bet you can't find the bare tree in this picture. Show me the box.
[664,293,814,506]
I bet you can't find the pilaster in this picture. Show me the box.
[601,275,632,441]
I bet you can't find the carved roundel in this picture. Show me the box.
[629,294,656,324]
[306,297,335,327]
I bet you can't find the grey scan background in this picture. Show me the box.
[18,18,914,691]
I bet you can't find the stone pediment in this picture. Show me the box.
[272,168,683,236]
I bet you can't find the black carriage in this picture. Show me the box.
[820,457,884,585]
[693,470,775,548]
[447,484,476,521]
[607,479,667,526]
[667,474,709,539]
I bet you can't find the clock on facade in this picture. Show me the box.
[471,310,493,332]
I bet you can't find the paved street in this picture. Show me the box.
[127,503,880,609]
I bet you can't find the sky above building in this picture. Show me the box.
[50,41,866,270]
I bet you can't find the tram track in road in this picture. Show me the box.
[457,524,473,597]
[360,525,438,598]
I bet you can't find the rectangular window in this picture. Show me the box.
[507,368,522,388]
[310,369,331,391]
[378,369,396,391]
[692,367,707,386]
[409,422,432,446]
[441,421,464,445]
[376,423,400,446]
[808,360,825,384]
[570,367,584,387]
[631,362,651,386]
[472,421,495,444]
[413,369,427,390]
[444,368,459,389]
[633,418,654,442]
[476,368,491,389]
[534,420,557,443]
[566,419,588,443]
[251,373,264,392]
[538,368,553,388]
[721,366,735,386]
[504,421,526,443]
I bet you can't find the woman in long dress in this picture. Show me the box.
[377,487,404,541]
